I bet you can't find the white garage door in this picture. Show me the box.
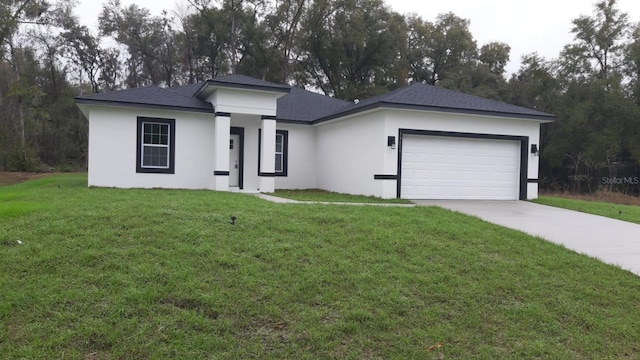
[401,135,521,200]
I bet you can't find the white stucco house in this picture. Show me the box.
[75,75,555,200]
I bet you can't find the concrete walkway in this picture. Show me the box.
[414,200,640,276]
[255,193,417,207]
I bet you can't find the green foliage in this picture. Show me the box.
[1,0,640,196]
[405,14,511,100]
[523,0,640,193]
[99,0,178,87]
[0,0,50,57]
[2,174,640,358]
[479,42,511,75]
[624,23,640,104]
[176,5,230,82]
[406,12,478,86]
[61,22,106,93]
[0,34,87,171]
[508,53,558,113]
[6,146,40,172]
[297,0,407,100]
[562,0,628,82]
[539,77,640,192]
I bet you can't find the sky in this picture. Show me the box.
[74,0,640,75]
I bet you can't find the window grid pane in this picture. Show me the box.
[142,146,169,167]
[143,122,169,145]
[275,154,283,172]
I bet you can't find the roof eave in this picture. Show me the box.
[311,102,557,124]
[275,118,313,125]
[74,98,215,114]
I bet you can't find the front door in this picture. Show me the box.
[229,134,240,187]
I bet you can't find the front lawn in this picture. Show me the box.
[0,172,50,186]
[535,196,640,225]
[2,175,639,359]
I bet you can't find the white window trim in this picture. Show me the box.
[275,133,284,173]
[141,122,171,169]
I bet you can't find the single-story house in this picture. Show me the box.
[75,75,555,200]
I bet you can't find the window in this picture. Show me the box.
[258,129,288,177]
[275,132,285,173]
[137,117,175,174]
[273,130,288,176]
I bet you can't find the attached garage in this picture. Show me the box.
[399,131,528,200]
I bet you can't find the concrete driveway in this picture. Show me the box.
[414,200,640,276]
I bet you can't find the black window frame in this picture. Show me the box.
[136,117,176,174]
[258,129,288,177]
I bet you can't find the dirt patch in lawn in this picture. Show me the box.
[541,191,640,206]
[0,172,51,187]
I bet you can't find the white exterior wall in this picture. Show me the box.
[275,123,317,189]
[380,109,543,200]
[314,108,543,199]
[259,118,277,192]
[86,105,316,193]
[87,106,216,189]
[86,100,544,200]
[207,88,279,116]
[213,113,231,191]
[316,111,386,197]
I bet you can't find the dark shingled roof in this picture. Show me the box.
[314,83,555,122]
[76,85,213,113]
[277,87,352,123]
[75,76,555,122]
[166,82,205,97]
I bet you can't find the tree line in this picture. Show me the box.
[1,0,639,194]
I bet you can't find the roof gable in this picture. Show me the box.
[194,75,291,98]
[212,75,291,90]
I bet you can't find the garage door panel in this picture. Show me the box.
[401,135,521,200]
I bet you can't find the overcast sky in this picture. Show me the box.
[75,0,640,75]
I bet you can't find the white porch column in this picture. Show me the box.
[213,112,231,191]
[259,116,277,193]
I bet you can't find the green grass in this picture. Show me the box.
[2,174,640,359]
[534,196,640,225]
[272,189,411,204]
